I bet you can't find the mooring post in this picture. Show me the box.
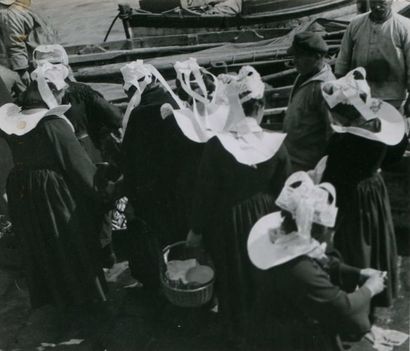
[119,4,132,40]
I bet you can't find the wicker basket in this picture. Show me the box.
[160,241,214,308]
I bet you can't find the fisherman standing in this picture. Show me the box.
[335,0,410,113]
[283,31,335,172]
[0,0,58,85]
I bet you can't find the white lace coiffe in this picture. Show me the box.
[33,44,69,67]
[121,58,287,166]
[276,171,338,236]
[168,58,287,166]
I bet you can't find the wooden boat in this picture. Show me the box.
[74,17,347,119]
[67,1,410,75]
[65,27,291,69]
[73,4,410,124]
[119,0,356,37]
[65,0,357,71]
[74,18,347,84]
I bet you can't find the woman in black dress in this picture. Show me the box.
[186,66,291,342]
[34,45,123,268]
[247,173,386,351]
[118,60,206,290]
[320,68,405,307]
[0,65,106,309]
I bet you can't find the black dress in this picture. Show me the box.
[63,82,123,262]
[191,136,291,338]
[121,86,203,288]
[249,255,371,351]
[5,116,106,309]
[322,133,398,307]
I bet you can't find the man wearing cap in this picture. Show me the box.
[335,0,410,114]
[283,31,335,172]
[0,0,58,85]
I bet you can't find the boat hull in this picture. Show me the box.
[126,0,355,37]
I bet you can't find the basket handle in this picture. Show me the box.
[163,241,187,264]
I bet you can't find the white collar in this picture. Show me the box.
[0,103,73,136]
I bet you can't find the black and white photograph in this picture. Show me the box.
[0,0,409,350]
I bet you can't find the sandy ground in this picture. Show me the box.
[0,252,408,351]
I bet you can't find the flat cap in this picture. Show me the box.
[287,31,328,55]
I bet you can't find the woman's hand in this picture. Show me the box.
[363,274,386,297]
[186,230,202,248]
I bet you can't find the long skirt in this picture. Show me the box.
[204,192,277,339]
[7,168,106,309]
[333,173,398,307]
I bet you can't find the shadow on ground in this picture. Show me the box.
[0,240,408,351]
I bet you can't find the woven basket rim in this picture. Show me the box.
[161,241,214,293]
[160,275,214,293]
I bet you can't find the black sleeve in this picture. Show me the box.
[327,254,362,293]
[87,88,123,130]
[288,257,372,338]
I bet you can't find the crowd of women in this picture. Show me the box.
[0,29,406,350]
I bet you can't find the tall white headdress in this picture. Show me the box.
[0,62,73,136]
[165,58,286,166]
[33,44,69,67]
[120,59,185,138]
[321,67,404,146]
[31,62,69,109]
[276,172,338,236]
[247,172,338,270]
